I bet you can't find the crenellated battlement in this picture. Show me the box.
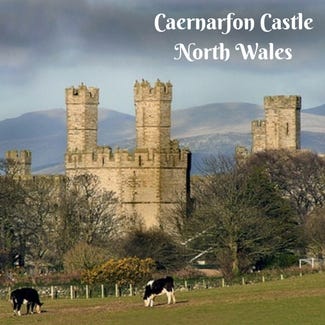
[264,95,301,110]
[251,120,266,129]
[65,145,189,170]
[5,150,32,175]
[65,83,99,105]
[249,95,302,153]
[63,80,191,228]
[134,79,172,101]
[6,149,32,162]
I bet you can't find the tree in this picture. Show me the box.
[63,241,108,273]
[247,150,325,223]
[304,206,325,258]
[18,176,62,273]
[56,173,119,256]
[170,155,299,279]
[0,159,26,270]
[120,228,188,270]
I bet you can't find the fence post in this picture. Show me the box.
[85,285,89,299]
[115,284,119,297]
[70,285,74,299]
[101,284,105,298]
[280,274,284,280]
[262,276,265,283]
[221,278,225,288]
[242,277,245,285]
[129,284,133,296]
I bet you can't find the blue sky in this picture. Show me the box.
[1,0,324,119]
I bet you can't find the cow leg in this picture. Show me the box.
[29,301,36,314]
[171,291,176,304]
[14,301,22,316]
[167,291,172,304]
[35,304,41,314]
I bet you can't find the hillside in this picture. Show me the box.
[0,103,324,174]
[303,104,325,116]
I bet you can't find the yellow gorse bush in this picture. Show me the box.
[82,257,155,286]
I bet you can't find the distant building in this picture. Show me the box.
[236,95,302,159]
[5,80,191,228]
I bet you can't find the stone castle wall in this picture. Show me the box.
[65,80,191,228]
[251,95,301,153]
[5,80,190,229]
[8,86,307,228]
[5,150,32,176]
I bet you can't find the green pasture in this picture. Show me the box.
[1,272,324,325]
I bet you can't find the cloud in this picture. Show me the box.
[1,0,324,70]
[0,0,324,118]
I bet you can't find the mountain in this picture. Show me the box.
[171,102,263,138]
[0,103,324,174]
[303,104,325,116]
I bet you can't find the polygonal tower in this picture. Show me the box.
[264,95,301,151]
[134,79,172,151]
[65,83,99,153]
[251,95,301,153]
[5,150,32,176]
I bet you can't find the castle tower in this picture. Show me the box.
[251,120,266,153]
[134,79,172,150]
[65,83,99,153]
[64,80,190,229]
[5,150,32,176]
[264,95,301,150]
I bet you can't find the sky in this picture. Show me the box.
[1,0,325,120]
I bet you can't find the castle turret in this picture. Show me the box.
[134,79,172,150]
[5,150,32,176]
[251,120,266,153]
[64,80,190,229]
[65,83,99,153]
[264,95,301,150]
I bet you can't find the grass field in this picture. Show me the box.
[0,272,325,325]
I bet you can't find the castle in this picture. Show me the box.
[6,80,191,228]
[6,87,318,227]
[65,80,191,227]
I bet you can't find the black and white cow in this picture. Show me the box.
[10,288,43,316]
[143,276,176,307]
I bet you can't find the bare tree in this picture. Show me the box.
[63,241,108,273]
[57,173,119,255]
[0,159,26,269]
[170,155,299,279]
[19,176,62,274]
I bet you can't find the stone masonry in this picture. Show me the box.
[6,89,308,227]
[236,95,301,159]
[252,95,301,152]
[64,80,191,228]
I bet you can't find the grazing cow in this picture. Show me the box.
[143,276,176,307]
[10,288,43,316]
